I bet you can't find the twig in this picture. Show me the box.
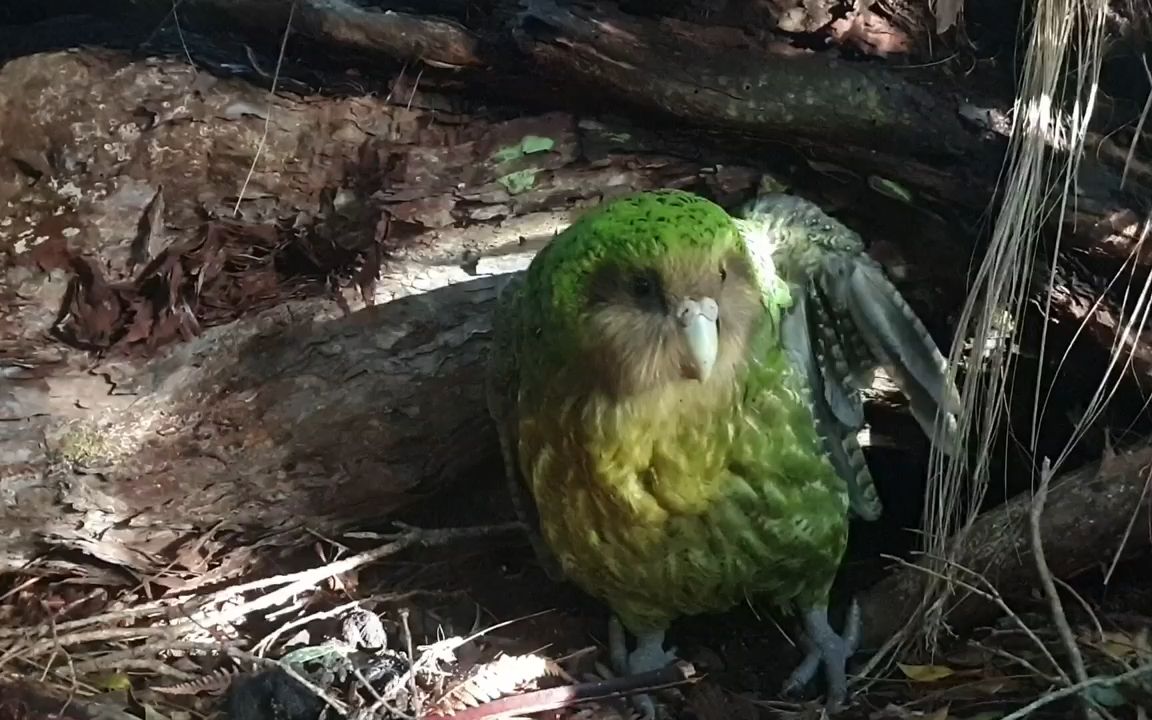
[424,661,699,720]
[253,598,368,656]
[402,607,420,716]
[188,523,522,630]
[368,609,555,717]
[871,551,1070,685]
[1031,457,1093,716]
[1054,575,1103,643]
[1103,461,1152,586]
[1121,53,1152,189]
[232,0,297,216]
[969,640,1063,685]
[59,650,195,681]
[0,627,174,669]
[0,576,41,604]
[998,663,1152,720]
[0,595,200,640]
[1,523,521,683]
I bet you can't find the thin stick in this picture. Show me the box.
[876,551,1070,685]
[232,0,297,217]
[188,523,522,630]
[1103,461,1152,586]
[999,664,1152,720]
[401,608,419,716]
[1121,53,1152,189]
[969,640,1062,685]
[425,661,699,720]
[1030,458,1092,702]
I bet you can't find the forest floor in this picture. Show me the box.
[1,488,1150,720]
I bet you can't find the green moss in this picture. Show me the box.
[490,135,555,164]
[497,168,540,194]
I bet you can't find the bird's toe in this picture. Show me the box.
[785,601,863,713]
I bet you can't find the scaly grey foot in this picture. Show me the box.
[608,618,677,720]
[781,599,861,713]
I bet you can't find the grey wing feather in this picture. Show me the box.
[839,259,960,449]
[742,191,961,449]
[485,273,563,580]
[782,286,884,521]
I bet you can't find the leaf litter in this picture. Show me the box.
[1,520,1149,720]
[0,521,713,720]
[43,191,394,359]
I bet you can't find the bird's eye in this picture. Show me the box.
[720,265,728,282]
[632,274,654,297]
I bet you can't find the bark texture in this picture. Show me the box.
[858,443,1152,648]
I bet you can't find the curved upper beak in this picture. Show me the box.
[676,297,720,382]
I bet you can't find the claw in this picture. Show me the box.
[608,618,677,720]
[781,599,861,713]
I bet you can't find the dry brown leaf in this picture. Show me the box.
[897,663,957,682]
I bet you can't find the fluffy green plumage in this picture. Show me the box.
[487,190,848,633]
[486,187,958,712]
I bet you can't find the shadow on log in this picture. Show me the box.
[859,442,1152,648]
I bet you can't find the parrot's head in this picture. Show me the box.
[530,190,765,398]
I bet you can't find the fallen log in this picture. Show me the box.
[858,441,1152,648]
[0,272,516,573]
[0,49,747,573]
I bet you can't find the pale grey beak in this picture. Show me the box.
[677,297,720,382]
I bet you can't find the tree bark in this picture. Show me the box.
[858,442,1152,648]
[1,272,511,573]
[0,49,747,572]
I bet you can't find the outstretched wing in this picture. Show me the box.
[484,272,563,580]
[738,192,961,521]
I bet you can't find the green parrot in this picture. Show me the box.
[485,188,959,715]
